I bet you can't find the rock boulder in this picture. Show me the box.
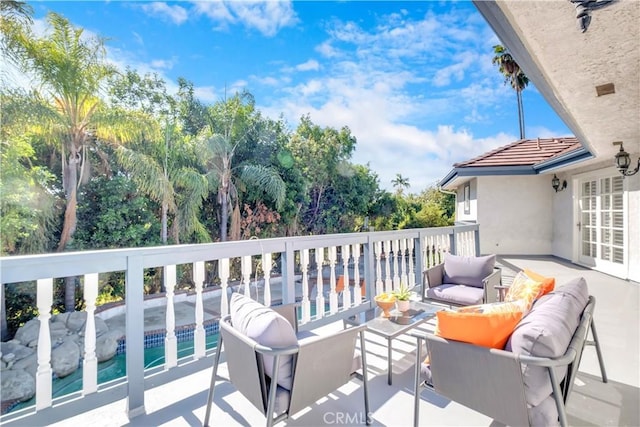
[1,369,35,402]
[51,340,80,378]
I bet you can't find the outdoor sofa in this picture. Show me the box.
[412,276,607,427]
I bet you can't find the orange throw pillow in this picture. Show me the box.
[435,301,526,349]
[504,271,544,307]
[523,268,555,296]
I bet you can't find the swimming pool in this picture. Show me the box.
[9,333,220,413]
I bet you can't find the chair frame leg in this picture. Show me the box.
[413,336,423,427]
[589,319,608,383]
[549,366,569,427]
[359,330,371,425]
[204,334,224,427]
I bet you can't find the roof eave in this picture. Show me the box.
[439,147,594,189]
[533,147,595,172]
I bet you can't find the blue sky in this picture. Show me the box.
[24,1,572,192]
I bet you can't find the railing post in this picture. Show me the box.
[474,226,481,256]
[449,229,457,256]
[126,255,146,419]
[281,240,296,304]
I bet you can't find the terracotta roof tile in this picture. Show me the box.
[454,137,581,168]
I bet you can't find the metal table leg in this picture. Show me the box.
[387,337,393,385]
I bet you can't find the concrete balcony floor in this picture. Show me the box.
[3,256,639,427]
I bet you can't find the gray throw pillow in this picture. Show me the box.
[443,253,496,288]
[506,277,589,407]
[230,293,298,390]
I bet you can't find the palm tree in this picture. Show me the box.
[492,45,530,139]
[201,134,285,241]
[391,173,410,195]
[7,13,135,310]
[115,121,209,244]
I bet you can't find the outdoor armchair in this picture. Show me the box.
[203,293,370,427]
[422,253,501,306]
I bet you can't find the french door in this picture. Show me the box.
[577,173,626,276]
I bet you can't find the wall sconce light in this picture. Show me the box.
[551,174,567,192]
[613,141,639,177]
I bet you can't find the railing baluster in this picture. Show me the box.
[400,239,408,285]
[342,244,351,309]
[263,253,272,307]
[300,249,310,323]
[352,244,362,305]
[392,240,400,290]
[220,258,230,316]
[193,261,205,359]
[375,241,383,296]
[164,265,177,369]
[329,246,338,314]
[315,247,325,318]
[36,278,53,410]
[242,255,252,297]
[384,240,392,293]
[83,273,98,395]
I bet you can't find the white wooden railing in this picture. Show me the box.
[0,224,479,421]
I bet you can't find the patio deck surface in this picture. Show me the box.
[3,256,638,427]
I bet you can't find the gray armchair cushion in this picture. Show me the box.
[230,293,298,390]
[506,277,589,407]
[443,253,496,289]
[425,284,484,306]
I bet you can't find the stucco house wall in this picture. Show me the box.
[455,179,477,223]
[476,175,553,255]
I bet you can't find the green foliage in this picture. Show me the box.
[3,282,37,338]
[108,67,176,117]
[0,98,59,255]
[176,77,208,137]
[72,175,162,250]
[288,115,358,234]
[371,186,454,231]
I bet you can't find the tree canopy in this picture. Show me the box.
[0,9,456,330]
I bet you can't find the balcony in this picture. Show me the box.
[1,225,638,426]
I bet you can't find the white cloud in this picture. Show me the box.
[316,41,339,58]
[194,86,218,103]
[256,8,521,192]
[296,59,320,72]
[140,2,188,25]
[150,58,176,70]
[432,52,477,87]
[251,76,281,86]
[193,0,298,37]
